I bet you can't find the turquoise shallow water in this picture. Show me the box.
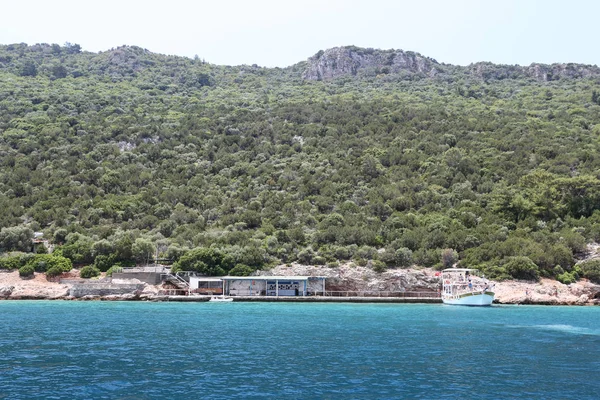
[0,301,599,399]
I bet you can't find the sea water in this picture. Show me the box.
[0,302,599,399]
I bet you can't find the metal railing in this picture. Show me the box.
[122,265,170,273]
[322,291,440,298]
[224,290,440,298]
[162,273,190,288]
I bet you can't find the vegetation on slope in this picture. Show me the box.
[1,43,600,282]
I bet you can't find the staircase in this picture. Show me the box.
[162,272,190,290]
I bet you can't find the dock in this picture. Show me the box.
[164,295,442,303]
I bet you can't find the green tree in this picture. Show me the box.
[0,226,33,252]
[228,264,254,276]
[20,61,37,76]
[441,248,458,269]
[504,256,540,281]
[173,247,232,276]
[132,238,156,264]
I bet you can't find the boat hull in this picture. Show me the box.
[209,297,233,302]
[442,292,494,306]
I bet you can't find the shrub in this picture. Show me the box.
[106,265,123,277]
[296,248,314,265]
[395,248,413,268]
[326,261,339,268]
[572,265,583,279]
[379,248,397,266]
[354,257,368,267]
[372,260,386,273]
[25,254,72,273]
[46,266,64,279]
[48,255,72,272]
[80,266,101,279]
[19,253,37,267]
[481,265,512,281]
[557,272,576,285]
[504,256,540,281]
[94,254,116,272]
[414,248,441,268]
[579,260,600,283]
[0,256,20,270]
[356,246,377,260]
[312,256,326,265]
[19,265,34,278]
[26,255,50,272]
[333,246,352,261]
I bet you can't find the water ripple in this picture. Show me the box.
[0,301,599,399]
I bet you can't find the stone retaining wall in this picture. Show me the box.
[69,283,145,298]
[111,272,162,285]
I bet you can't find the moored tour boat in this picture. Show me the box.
[441,268,494,306]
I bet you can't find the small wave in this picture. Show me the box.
[505,324,599,336]
[532,324,598,336]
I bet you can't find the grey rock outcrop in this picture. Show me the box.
[0,286,14,298]
[69,283,145,298]
[468,61,600,81]
[302,46,439,80]
[302,46,600,83]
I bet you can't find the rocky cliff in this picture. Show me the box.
[302,45,600,82]
[302,46,439,80]
[468,61,600,82]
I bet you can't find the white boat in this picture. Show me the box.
[441,268,494,306]
[209,296,233,302]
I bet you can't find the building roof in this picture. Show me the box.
[189,277,224,282]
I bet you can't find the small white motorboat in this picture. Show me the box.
[441,268,494,306]
[209,296,233,302]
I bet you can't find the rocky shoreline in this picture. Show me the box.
[1,264,600,305]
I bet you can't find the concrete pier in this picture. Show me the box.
[165,295,442,303]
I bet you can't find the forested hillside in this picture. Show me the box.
[2,42,600,282]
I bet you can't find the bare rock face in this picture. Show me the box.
[263,263,440,294]
[0,286,14,298]
[303,46,600,83]
[467,61,600,82]
[303,46,439,80]
[526,63,600,81]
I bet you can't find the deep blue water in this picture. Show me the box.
[0,301,599,399]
